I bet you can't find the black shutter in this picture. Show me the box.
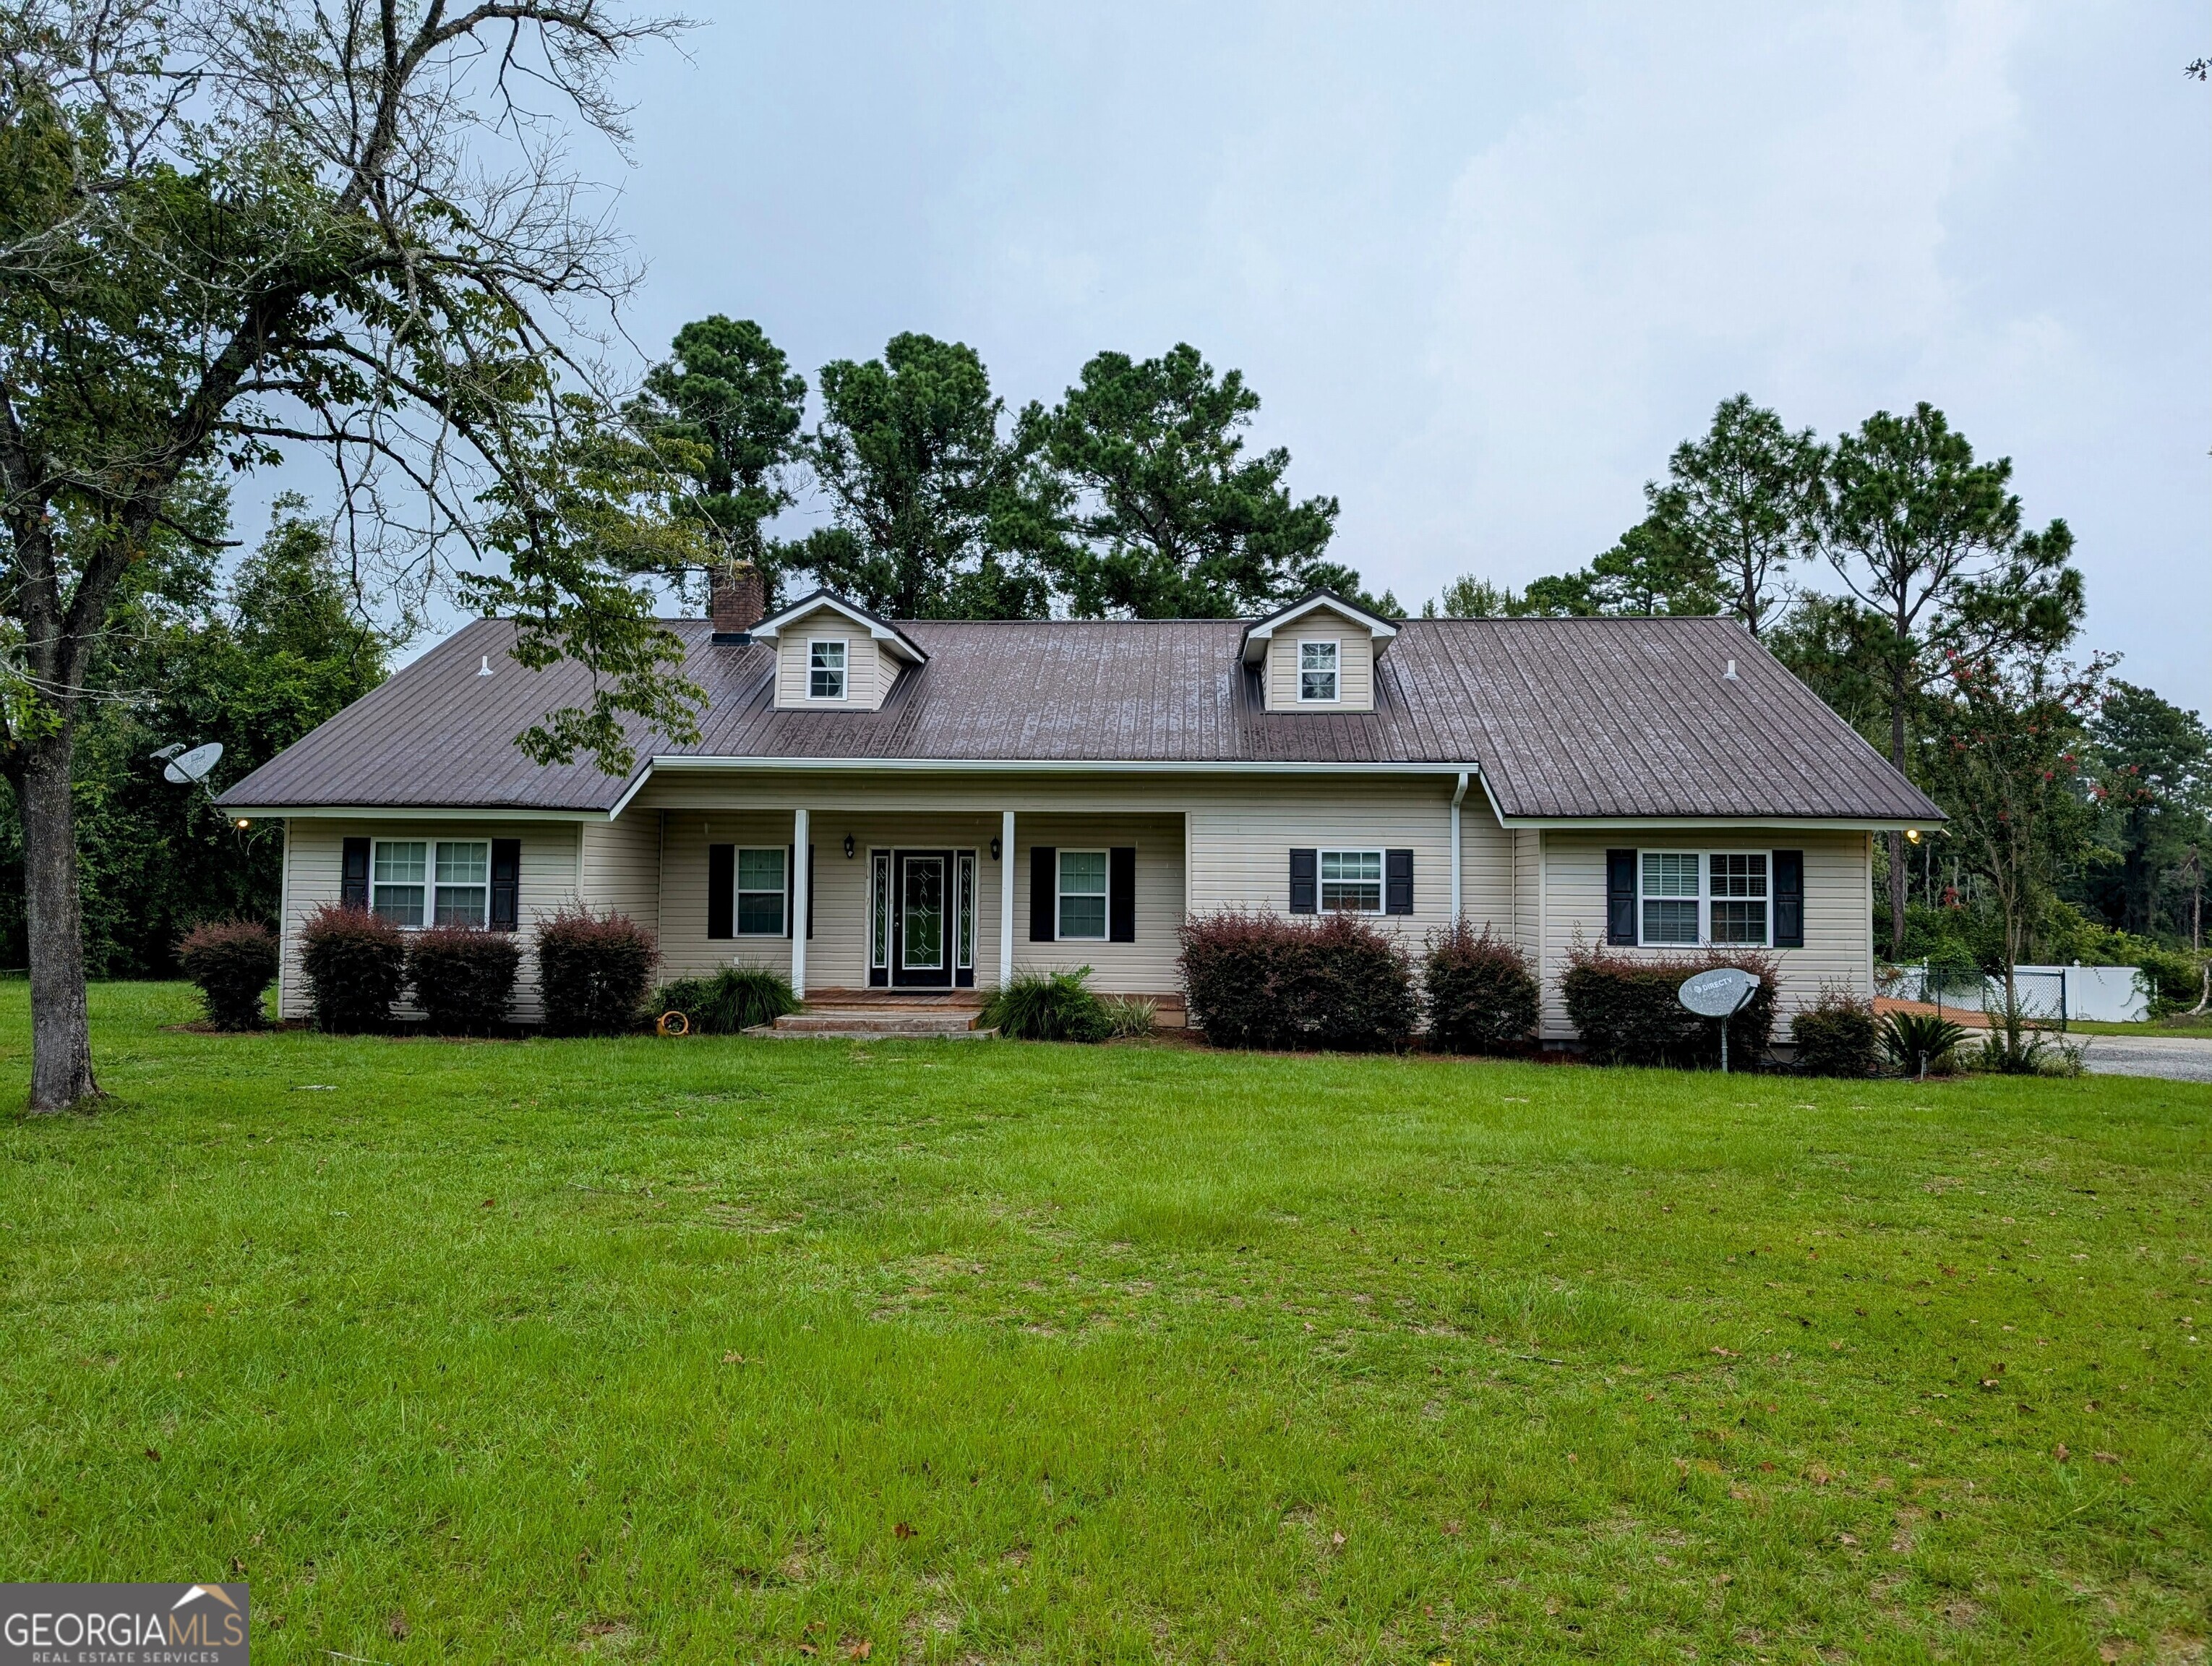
[1030,845,1056,941]
[807,844,816,939]
[1289,848,1317,914]
[1606,848,1638,945]
[1773,849,1804,948]
[340,837,370,910]
[1109,846,1136,941]
[489,838,520,931]
[706,844,734,939]
[1385,848,1414,915]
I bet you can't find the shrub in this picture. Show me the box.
[299,905,406,1033]
[1099,994,1159,1040]
[1790,988,1878,1077]
[1558,944,1778,1069]
[1422,921,1539,1054]
[2132,945,2205,1016]
[653,965,800,1035]
[406,926,520,1035]
[1178,910,1415,1052]
[176,918,279,1030]
[536,908,659,1036]
[1879,1009,1968,1076]
[983,967,1113,1043]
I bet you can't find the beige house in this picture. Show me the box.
[218,585,1942,1040]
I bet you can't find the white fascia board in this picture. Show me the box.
[1492,813,1941,832]
[753,595,925,662]
[646,754,1479,777]
[1239,595,1397,663]
[231,805,614,822]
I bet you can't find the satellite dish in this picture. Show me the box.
[163,741,225,785]
[1679,967,1759,1017]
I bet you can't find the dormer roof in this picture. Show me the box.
[752,589,929,665]
[1238,590,1398,666]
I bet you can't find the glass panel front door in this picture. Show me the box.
[893,851,951,986]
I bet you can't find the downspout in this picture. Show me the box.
[1449,771,1468,921]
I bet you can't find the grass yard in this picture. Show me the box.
[3,983,2208,1666]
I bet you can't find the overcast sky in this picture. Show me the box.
[291,2,2212,710]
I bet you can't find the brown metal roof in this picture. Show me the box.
[216,612,1942,823]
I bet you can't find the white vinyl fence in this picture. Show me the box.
[1884,962,2149,1025]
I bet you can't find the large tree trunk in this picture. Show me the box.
[16,735,99,1112]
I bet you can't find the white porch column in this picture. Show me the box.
[999,808,1016,989]
[791,806,810,999]
[1449,771,1468,920]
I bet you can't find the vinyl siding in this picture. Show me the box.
[1513,828,1541,966]
[1264,607,1375,711]
[1534,829,1874,1040]
[578,816,660,931]
[277,818,582,1022]
[773,620,888,710]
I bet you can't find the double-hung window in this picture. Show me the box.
[809,639,846,699]
[1707,853,1769,945]
[1320,849,1383,913]
[1298,639,1339,702]
[736,847,787,935]
[370,839,489,927]
[1057,850,1109,940]
[1639,853,1701,946]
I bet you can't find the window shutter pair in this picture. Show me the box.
[1606,849,1638,944]
[707,844,734,939]
[489,839,520,931]
[1028,845,1138,942]
[341,837,370,910]
[1773,849,1805,948]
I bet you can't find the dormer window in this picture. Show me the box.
[1298,640,1339,702]
[809,640,846,699]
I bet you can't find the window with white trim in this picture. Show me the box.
[1640,852,1700,946]
[1298,639,1339,702]
[1708,853,1769,946]
[1057,850,1108,940]
[736,847,787,935]
[1320,848,1383,913]
[1637,851,1770,948]
[809,639,846,699]
[370,839,489,928]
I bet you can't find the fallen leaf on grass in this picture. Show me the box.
[893,1522,916,1540]
[2093,1451,2120,1464]
[144,1447,160,1461]
[2054,1443,2071,1463]
[1710,1346,1739,1357]
[844,1642,873,1661]
[387,1611,410,1640]
[722,1351,745,1364]
[1330,1530,1347,1548]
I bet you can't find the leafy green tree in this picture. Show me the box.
[1647,395,1824,637]
[631,316,808,605]
[0,1,691,1110]
[1817,403,2083,958]
[1023,344,1345,618]
[1423,576,1520,618]
[2088,682,2211,937]
[794,334,1051,619]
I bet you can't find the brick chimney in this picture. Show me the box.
[708,559,765,644]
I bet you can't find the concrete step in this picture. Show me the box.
[770,1007,985,1036]
[748,1025,1000,1041]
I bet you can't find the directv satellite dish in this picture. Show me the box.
[1679,967,1761,1074]
[163,741,224,785]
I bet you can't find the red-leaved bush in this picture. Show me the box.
[1178,910,1415,1051]
[299,905,406,1033]
[176,918,279,1030]
[1559,944,1778,1068]
[1422,922,1540,1054]
[535,907,659,1035]
[406,926,521,1035]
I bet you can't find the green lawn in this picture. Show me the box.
[3,984,2208,1665]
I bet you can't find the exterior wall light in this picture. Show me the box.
[990,836,1001,860]
[843,834,855,858]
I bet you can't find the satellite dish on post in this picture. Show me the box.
[1679,967,1760,1073]
[162,741,224,785]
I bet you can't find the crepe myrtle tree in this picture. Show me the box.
[0,1,701,1111]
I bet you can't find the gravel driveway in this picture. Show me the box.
[2077,1035,2212,1083]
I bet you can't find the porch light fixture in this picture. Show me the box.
[843,834,855,858]
[990,836,1001,860]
